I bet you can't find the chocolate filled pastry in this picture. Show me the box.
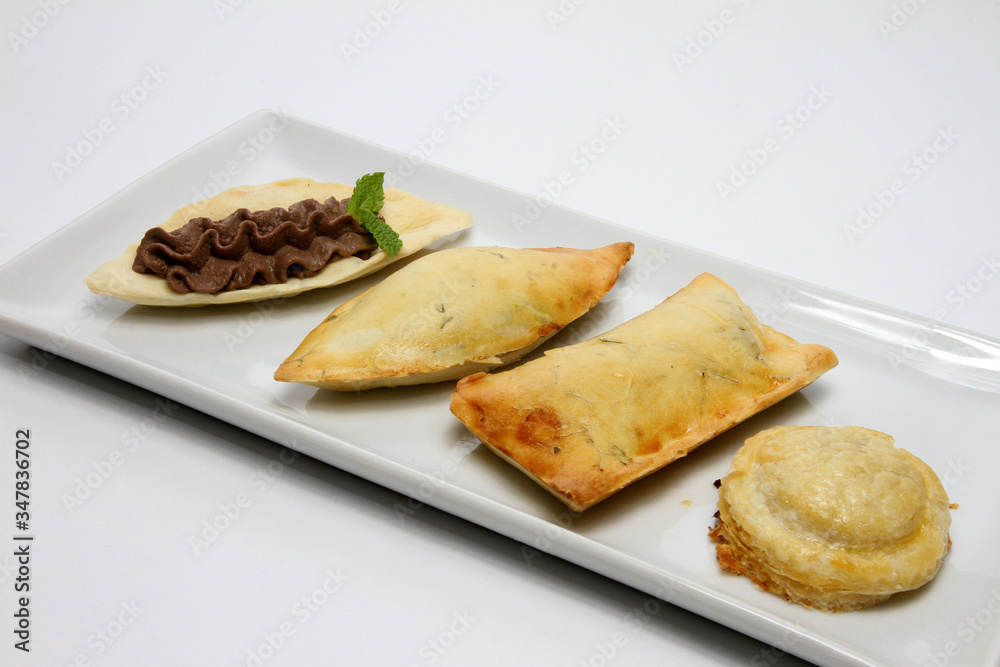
[275,243,635,391]
[450,273,838,511]
[85,177,472,306]
[710,425,952,612]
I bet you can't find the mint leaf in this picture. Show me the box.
[346,172,384,217]
[346,172,401,257]
[358,209,402,257]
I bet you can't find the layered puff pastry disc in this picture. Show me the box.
[450,273,838,511]
[710,425,952,612]
[274,243,635,391]
[85,177,473,306]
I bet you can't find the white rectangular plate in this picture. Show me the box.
[1,110,998,667]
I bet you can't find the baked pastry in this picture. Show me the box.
[274,243,635,391]
[710,425,952,612]
[85,177,472,306]
[450,273,838,511]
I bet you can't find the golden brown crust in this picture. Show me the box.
[275,243,635,390]
[710,425,952,612]
[450,273,839,511]
[85,177,473,306]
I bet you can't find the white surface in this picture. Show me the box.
[5,112,998,666]
[1,2,998,666]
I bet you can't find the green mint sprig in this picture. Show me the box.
[346,172,402,257]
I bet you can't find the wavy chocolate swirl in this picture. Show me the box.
[132,197,379,294]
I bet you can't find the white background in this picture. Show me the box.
[1,1,998,666]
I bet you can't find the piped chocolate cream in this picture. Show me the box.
[132,196,379,294]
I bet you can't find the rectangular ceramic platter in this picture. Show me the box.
[1,111,997,667]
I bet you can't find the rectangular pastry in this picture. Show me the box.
[450,273,838,511]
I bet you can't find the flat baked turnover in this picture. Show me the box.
[85,177,473,306]
[275,243,634,391]
[710,425,952,612]
[450,273,838,511]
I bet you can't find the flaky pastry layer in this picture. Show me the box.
[711,425,952,612]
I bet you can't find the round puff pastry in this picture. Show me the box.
[710,425,951,612]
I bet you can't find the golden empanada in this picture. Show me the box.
[710,425,952,611]
[450,273,838,511]
[274,243,635,391]
[85,177,473,306]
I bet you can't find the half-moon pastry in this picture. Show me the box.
[85,177,473,306]
[274,243,635,391]
[450,273,838,511]
[710,425,952,612]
